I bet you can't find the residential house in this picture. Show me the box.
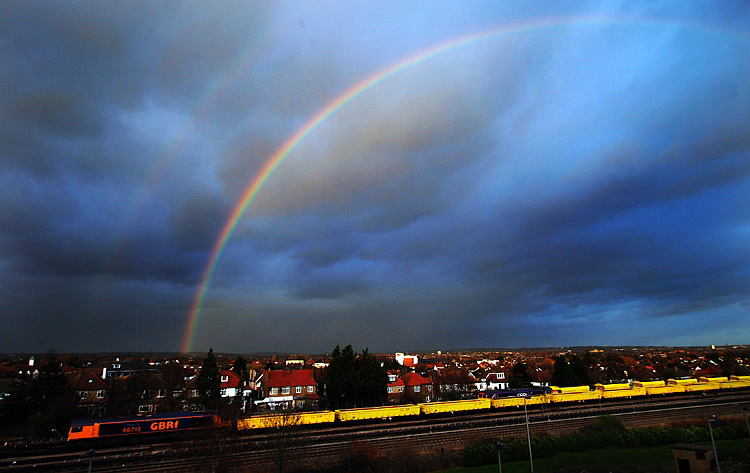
[529,368,552,387]
[434,368,478,400]
[91,360,157,379]
[137,374,175,415]
[256,369,318,411]
[387,372,405,403]
[486,372,508,390]
[65,372,107,417]
[403,372,433,403]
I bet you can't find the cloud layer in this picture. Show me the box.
[1,1,749,353]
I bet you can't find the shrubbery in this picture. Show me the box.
[464,415,748,467]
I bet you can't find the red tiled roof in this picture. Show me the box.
[266,369,316,387]
[403,372,431,387]
[486,373,506,383]
[388,377,405,388]
[65,372,107,390]
[219,370,241,389]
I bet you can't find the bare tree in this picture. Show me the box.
[264,410,304,473]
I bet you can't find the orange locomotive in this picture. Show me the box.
[68,412,215,441]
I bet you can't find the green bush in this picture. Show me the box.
[463,417,748,468]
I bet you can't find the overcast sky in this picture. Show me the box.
[1,1,749,354]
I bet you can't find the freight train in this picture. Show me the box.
[67,412,217,441]
[68,375,750,440]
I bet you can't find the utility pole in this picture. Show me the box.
[708,417,721,473]
[524,398,534,473]
[496,442,505,473]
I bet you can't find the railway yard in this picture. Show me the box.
[2,390,749,473]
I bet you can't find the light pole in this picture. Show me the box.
[86,449,95,473]
[743,407,750,439]
[496,442,505,473]
[524,398,534,473]
[708,417,721,473]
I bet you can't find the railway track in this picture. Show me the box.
[2,392,748,472]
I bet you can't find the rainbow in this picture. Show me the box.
[181,15,747,353]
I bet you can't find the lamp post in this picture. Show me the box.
[86,449,95,473]
[524,398,534,473]
[496,442,505,473]
[708,417,721,473]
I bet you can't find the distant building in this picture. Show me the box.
[92,360,157,379]
[672,444,716,473]
[395,353,418,367]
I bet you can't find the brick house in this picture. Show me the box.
[219,370,243,398]
[387,372,405,403]
[136,374,173,415]
[255,369,318,410]
[403,372,433,403]
[65,372,107,417]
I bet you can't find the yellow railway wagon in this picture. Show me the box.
[699,376,729,384]
[730,375,750,382]
[490,397,526,408]
[684,383,720,393]
[549,385,592,394]
[335,405,420,422]
[668,378,699,386]
[490,395,546,409]
[601,387,646,399]
[595,383,631,391]
[548,391,600,403]
[645,385,685,395]
[419,399,491,415]
[595,384,644,399]
[237,411,336,430]
[524,395,546,405]
[633,381,666,388]
[719,381,750,389]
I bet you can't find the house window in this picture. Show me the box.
[221,375,229,383]
[139,405,153,413]
[281,387,290,395]
[96,390,105,399]
[388,387,394,393]
[428,385,432,391]
[270,387,278,395]
[498,373,505,379]
[79,391,88,400]
[398,387,403,392]
[308,385,315,393]
[192,389,199,398]
[112,364,120,369]
[414,386,420,393]
[295,386,302,394]
[220,389,227,396]
[157,389,166,398]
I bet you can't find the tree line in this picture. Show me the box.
[323,345,388,409]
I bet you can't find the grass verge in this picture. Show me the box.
[442,438,746,473]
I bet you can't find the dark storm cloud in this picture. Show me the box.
[1,1,749,353]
